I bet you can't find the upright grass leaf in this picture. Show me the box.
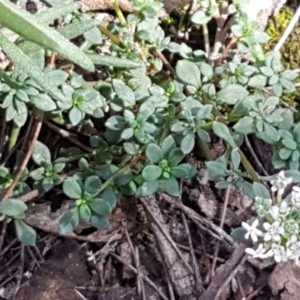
[0,0,94,72]
[19,20,101,54]
[37,2,81,24]
[0,31,67,102]
[1,2,83,49]
[88,54,142,69]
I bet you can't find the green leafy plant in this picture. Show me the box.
[0,0,299,261]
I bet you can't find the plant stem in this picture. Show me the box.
[196,138,214,161]
[96,145,146,194]
[202,24,210,57]
[216,37,238,66]
[98,25,123,47]
[238,148,260,182]
[1,116,43,201]
[111,0,127,27]
[9,124,20,152]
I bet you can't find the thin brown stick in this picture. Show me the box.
[181,211,202,291]
[245,284,266,300]
[0,220,7,254]
[135,247,146,300]
[27,245,40,268]
[123,223,146,300]
[211,185,231,276]
[0,118,7,163]
[154,51,176,75]
[245,136,269,176]
[21,116,34,151]
[44,121,92,152]
[140,197,194,276]
[216,38,237,66]
[2,136,25,166]
[111,253,169,300]
[1,116,43,201]
[12,244,25,300]
[0,238,17,257]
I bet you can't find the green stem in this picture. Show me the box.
[66,152,94,162]
[111,0,127,27]
[9,124,20,152]
[97,145,146,194]
[238,148,260,182]
[196,138,214,161]
[98,25,123,47]
[202,24,210,57]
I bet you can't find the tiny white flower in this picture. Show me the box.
[279,200,290,216]
[263,221,284,242]
[269,206,280,220]
[292,186,300,209]
[242,219,263,243]
[270,201,290,221]
[265,243,287,263]
[271,171,292,195]
[286,236,300,260]
[245,243,268,258]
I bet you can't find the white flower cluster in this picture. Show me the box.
[243,171,300,264]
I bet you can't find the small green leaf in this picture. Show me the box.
[32,141,51,165]
[59,208,80,234]
[42,177,53,191]
[136,181,159,197]
[113,79,135,107]
[90,214,110,230]
[216,84,249,105]
[248,75,267,89]
[0,166,10,178]
[253,182,271,199]
[142,165,162,181]
[84,27,102,45]
[89,198,111,215]
[191,10,211,25]
[53,163,65,173]
[160,176,179,197]
[14,220,36,246]
[280,70,298,81]
[79,204,92,222]
[84,175,102,196]
[231,149,241,170]
[46,70,68,86]
[63,177,82,199]
[0,198,27,217]
[282,139,297,150]
[102,186,118,208]
[161,135,176,157]
[231,227,247,243]
[272,83,283,97]
[279,148,292,160]
[181,133,195,154]
[69,107,84,126]
[176,59,201,87]
[213,122,236,147]
[105,116,126,131]
[30,167,45,181]
[170,166,188,178]
[206,161,227,180]
[146,143,163,163]
[33,94,56,111]
[168,148,185,167]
